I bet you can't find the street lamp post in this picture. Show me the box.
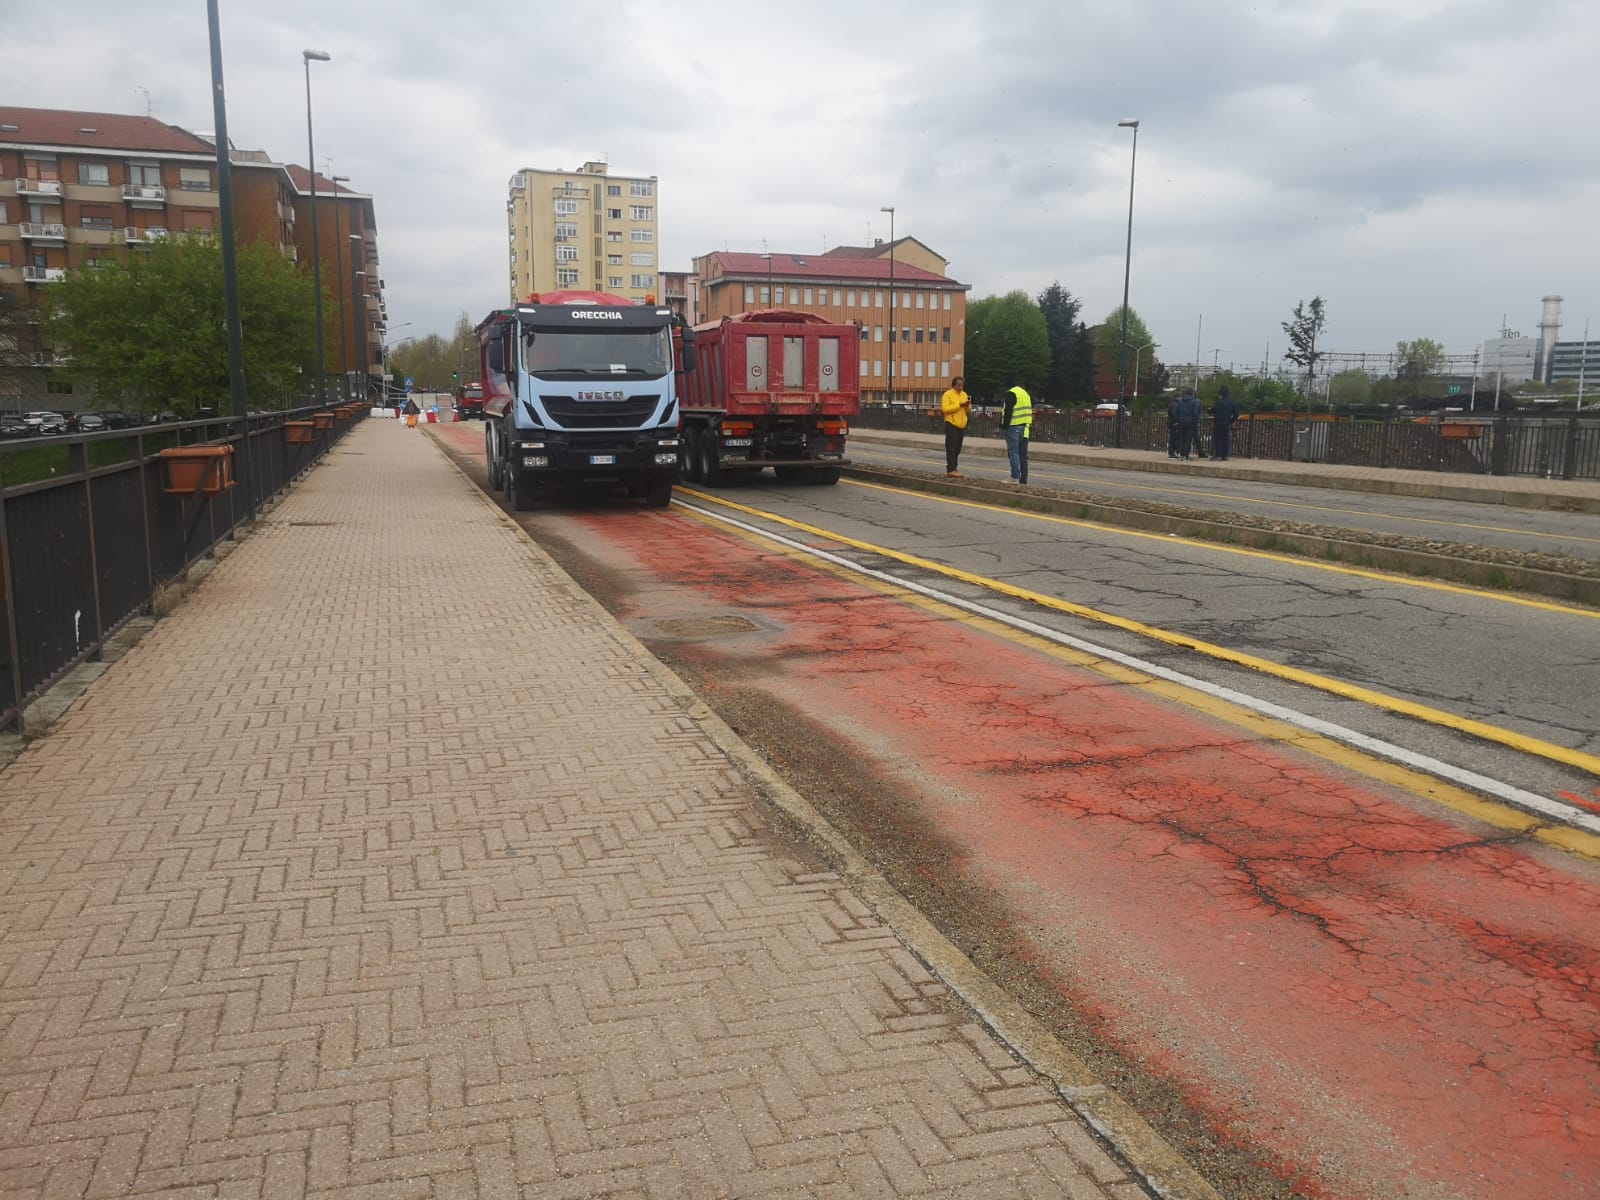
[881,205,895,407]
[302,48,331,406]
[1114,119,1139,448]
[354,268,366,400]
[332,173,350,399]
[1130,340,1157,400]
[349,234,364,398]
[760,249,773,307]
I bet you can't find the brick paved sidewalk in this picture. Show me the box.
[0,422,1152,1198]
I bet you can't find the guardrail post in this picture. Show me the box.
[0,490,25,728]
[1561,410,1581,481]
[67,439,107,662]
[1490,414,1509,476]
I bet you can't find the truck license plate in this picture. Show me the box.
[589,454,615,465]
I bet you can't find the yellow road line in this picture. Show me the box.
[843,477,1599,620]
[864,445,1600,547]
[679,487,1600,777]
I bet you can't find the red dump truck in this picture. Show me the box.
[673,310,859,485]
[455,381,485,420]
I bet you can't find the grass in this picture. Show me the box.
[0,430,181,489]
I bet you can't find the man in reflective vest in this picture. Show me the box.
[999,379,1033,484]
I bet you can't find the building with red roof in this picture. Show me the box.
[695,243,969,407]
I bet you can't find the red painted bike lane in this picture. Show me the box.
[567,503,1600,1200]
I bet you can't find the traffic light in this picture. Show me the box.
[452,371,459,381]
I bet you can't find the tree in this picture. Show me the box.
[964,291,1050,403]
[1328,368,1372,409]
[389,313,479,392]
[1392,337,1445,402]
[1035,282,1094,406]
[44,236,318,414]
[1281,296,1327,409]
[1092,305,1155,401]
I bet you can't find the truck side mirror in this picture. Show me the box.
[678,326,697,373]
[486,340,504,374]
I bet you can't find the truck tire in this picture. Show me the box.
[698,432,724,487]
[810,466,842,485]
[510,471,537,511]
[644,476,673,508]
[486,424,503,491]
[680,428,703,483]
[774,465,804,483]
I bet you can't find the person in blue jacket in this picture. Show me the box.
[1175,388,1201,461]
[1212,385,1239,461]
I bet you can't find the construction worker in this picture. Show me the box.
[999,378,1033,484]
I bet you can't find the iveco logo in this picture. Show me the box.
[572,311,622,320]
[577,390,624,401]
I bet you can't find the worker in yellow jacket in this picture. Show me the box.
[999,380,1033,484]
[939,375,971,477]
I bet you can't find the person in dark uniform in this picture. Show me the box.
[1212,385,1239,461]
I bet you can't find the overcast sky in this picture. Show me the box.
[10,0,1598,372]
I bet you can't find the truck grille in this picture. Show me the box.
[541,393,660,429]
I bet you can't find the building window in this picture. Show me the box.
[914,329,923,344]
[915,292,925,309]
[942,327,951,344]
[85,255,116,268]
[608,254,623,265]
[555,198,578,215]
[874,325,883,342]
[788,288,799,304]
[80,213,114,229]
[860,326,869,341]
[606,231,622,242]
[0,250,11,269]
[891,291,897,308]
[804,287,813,305]
[875,290,884,307]
[901,327,910,345]
[629,273,653,289]
[630,229,654,242]
[182,210,215,232]
[744,285,755,304]
[760,286,770,304]
[630,205,653,221]
[179,167,211,191]
[861,361,868,376]
[873,361,883,377]
[46,380,73,395]
[78,161,110,186]
[557,268,581,285]
[832,289,841,305]
[555,221,578,239]
[629,251,654,266]
[608,275,623,287]
[556,245,579,262]
[607,184,621,196]
[127,162,160,186]
[942,362,951,378]
[630,180,654,197]
[914,362,924,377]
[846,290,856,307]
[608,207,622,220]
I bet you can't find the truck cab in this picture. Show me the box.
[478,292,692,509]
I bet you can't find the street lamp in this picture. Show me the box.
[1114,118,1139,448]
[332,173,350,399]
[302,48,331,405]
[760,248,773,307]
[1130,340,1157,400]
[351,237,365,398]
[881,205,895,407]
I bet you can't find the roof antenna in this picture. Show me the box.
[135,85,152,116]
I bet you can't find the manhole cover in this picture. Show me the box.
[654,615,760,639]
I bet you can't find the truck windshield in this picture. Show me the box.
[522,326,671,378]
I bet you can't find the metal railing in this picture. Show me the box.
[0,404,366,730]
[853,407,1600,480]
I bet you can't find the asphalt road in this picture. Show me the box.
[848,435,1600,561]
[430,422,1600,1200]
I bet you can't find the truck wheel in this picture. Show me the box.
[811,467,842,485]
[644,476,673,508]
[485,424,503,490]
[698,433,724,487]
[774,465,803,482]
[680,428,703,483]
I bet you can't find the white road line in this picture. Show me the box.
[676,499,1600,837]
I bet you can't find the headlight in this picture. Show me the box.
[656,438,679,448]
[518,441,546,450]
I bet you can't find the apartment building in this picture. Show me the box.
[285,166,386,399]
[694,241,969,407]
[506,161,659,304]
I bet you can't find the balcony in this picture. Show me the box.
[15,177,63,198]
[122,183,167,205]
[19,222,67,243]
[23,266,65,283]
[125,227,169,245]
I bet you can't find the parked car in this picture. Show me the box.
[95,410,132,429]
[1086,403,1129,420]
[0,414,35,439]
[23,411,69,435]
[76,413,107,433]
[148,410,180,425]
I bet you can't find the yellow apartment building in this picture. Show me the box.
[506,161,659,304]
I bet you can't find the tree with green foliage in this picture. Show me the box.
[1328,368,1373,408]
[1392,337,1445,402]
[1035,282,1094,406]
[964,291,1050,403]
[44,236,318,414]
[1281,296,1327,409]
[389,313,479,392]
[1092,305,1155,401]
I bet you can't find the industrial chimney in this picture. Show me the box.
[1537,295,1563,381]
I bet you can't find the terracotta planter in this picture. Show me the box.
[159,445,235,496]
[284,421,314,445]
[312,412,336,430]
